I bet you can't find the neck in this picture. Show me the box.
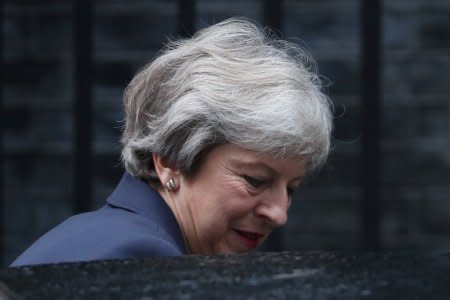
[156,185,195,254]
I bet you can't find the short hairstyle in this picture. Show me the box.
[121,17,333,185]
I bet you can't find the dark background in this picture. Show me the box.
[1,0,449,267]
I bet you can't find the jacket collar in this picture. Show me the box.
[106,172,186,253]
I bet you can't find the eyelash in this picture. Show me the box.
[287,188,295,197]
[243,175,265,188]
[243,175,297,198]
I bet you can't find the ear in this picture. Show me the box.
[152,153,181,188]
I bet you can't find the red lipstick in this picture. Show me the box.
[234,229,264,249]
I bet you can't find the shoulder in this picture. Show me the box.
[80,206,184,256]
[10,206,182,267]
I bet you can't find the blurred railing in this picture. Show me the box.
[361,0,382,251]
[0,0,4,266]
[74,0,94,214]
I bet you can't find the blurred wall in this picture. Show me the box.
[1,0,449,266]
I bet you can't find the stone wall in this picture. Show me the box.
[2,0,449,266]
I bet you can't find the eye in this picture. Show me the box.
[243,175,265,189]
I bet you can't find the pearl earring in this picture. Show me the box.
[165,178,177,191]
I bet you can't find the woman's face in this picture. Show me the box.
[173,144,306,255]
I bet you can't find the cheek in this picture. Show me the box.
[220,180,257,216]
[197,179,257,253]
[196,177,257,234]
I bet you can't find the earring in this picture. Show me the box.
[166,178,177,191]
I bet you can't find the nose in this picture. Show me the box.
[254,188,289,228]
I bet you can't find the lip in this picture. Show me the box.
[233,229,264,249]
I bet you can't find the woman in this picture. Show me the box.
[11,18,332,266]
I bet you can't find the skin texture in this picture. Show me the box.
[153,144,306,255]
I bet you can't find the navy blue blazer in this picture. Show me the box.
[11,172,186,267]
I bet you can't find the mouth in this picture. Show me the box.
[233,229,264,249]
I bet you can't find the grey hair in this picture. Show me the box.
[121,17,333,184]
